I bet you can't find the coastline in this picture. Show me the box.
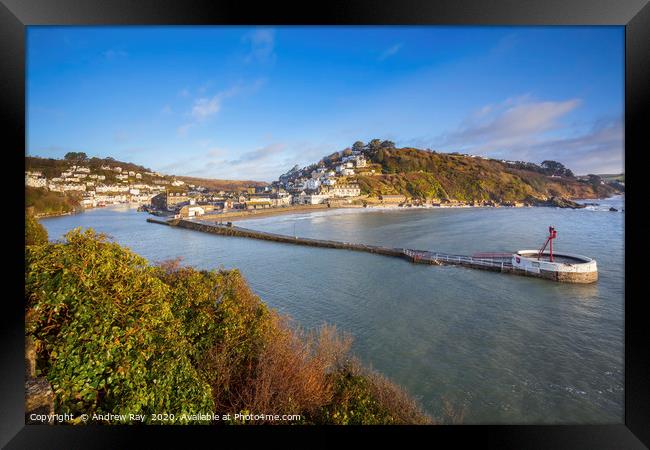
[198,204,356,222]
[36,202,143,220]
[33,209,81,220]
[34,193,624,222]
[196,193,625,223]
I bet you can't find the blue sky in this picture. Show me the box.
[27,26,624,181]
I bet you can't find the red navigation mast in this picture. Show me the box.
[538,226,557,262]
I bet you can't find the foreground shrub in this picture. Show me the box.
[26,186,80,217]
[25,228,434,425]
[25,229,213,423]
[25,211,48,246]
[317,361,431,425]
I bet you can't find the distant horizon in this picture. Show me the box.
[27,26,624,182]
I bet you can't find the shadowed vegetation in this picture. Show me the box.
[26,186,81,217]
[25,229,435,424]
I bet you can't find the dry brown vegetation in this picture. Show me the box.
[26,228,441,425]
[355,146,620,202]
[176,176,268,192]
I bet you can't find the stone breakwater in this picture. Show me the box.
[146,218,598,284]
[163,218,405,257]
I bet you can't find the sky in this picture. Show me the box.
[27,26,624,181]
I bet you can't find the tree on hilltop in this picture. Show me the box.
[541,160,574,178]
[64,152,88,162]
[368,139,382,151]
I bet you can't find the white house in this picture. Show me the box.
[325,184,360,197]
[293,193,330,205]
[305,178,321,190]
[61,184,86,192]
[25,172,47,188]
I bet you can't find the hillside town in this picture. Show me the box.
[25,164,173,208]
[26,141,625,219]
[25,150,370,219]
[147,151,368,218]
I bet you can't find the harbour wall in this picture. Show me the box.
[146,218,597,283]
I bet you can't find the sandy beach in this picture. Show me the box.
[197,204,362,222]
[193,202,502,223]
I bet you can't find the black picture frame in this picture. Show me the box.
[3,0,648,448]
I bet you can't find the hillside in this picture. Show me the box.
[25,155,148,177]
[26,155,268,193]
[175,176,268,192]
[26,186,82,217]
[322,142,621,205]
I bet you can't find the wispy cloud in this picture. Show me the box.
[378,43,402,61]
[226,143,286,165]
[517,118,624,175]
[113,131,129,143]
[161,105,173,114]
[155,140,332,181]
[103,49,128,60]
[205,147,223,158]
[191,96,223,121]
[177,123,194,136]
[429,95,622,174]
[177,79,265,136]
[190,84,244,121]
[488,33,519,58]
[243,28,276,64]
[440,95,581,149]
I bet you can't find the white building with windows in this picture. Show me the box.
[325,184,360,197]
[25,172,47,188]
[293,192,330,205]
[305,178,321,190]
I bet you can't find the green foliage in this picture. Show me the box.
[64,152,88,161]
[25,187,80,217]
[352,141,365,152]
[317,363,431,425]
[26,156,153,181]
[25,229,432,425]
[25,229,213,423]
[356,145,617,202]
[25,212,48,245]
[541,160,574,178]
[320,370,393,424]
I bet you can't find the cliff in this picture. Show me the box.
[355,145,620,204]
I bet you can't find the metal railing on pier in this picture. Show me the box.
[403,249,513,271]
